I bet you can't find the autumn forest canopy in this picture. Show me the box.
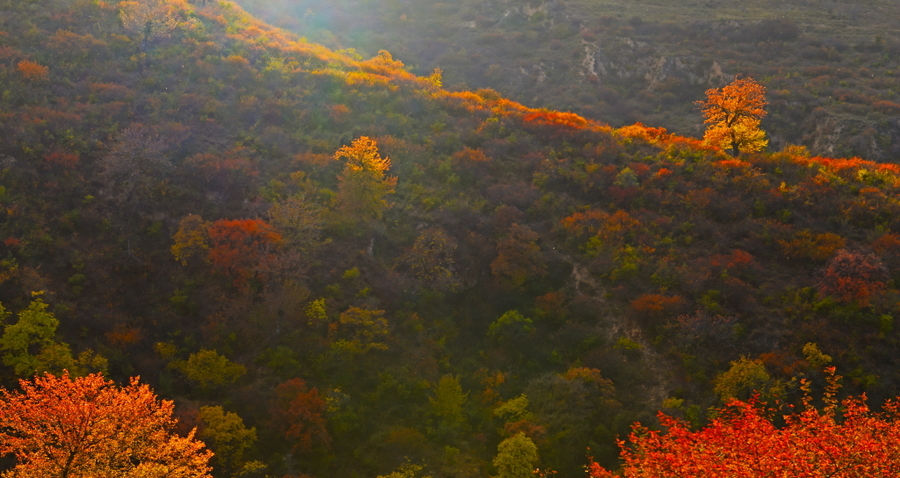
[3,0,900,477]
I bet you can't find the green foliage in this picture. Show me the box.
[493,394,533,423]
[199,405,261,477]
[0,295,71,377]
[173,349,246,390]
[492,432,538,478]
[713,356,783,403]
[487,311,535,341]
[429,374,468,430]
[376,462,432,478]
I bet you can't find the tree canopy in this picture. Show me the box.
[698,77,768,155]
[0,372,212,478]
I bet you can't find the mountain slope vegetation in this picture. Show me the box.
[1,0,900,477]
[235,0,900,161]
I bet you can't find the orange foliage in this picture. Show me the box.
[105,323,143,347]
[0,373,212,478]
[615,123,672,143]
[453,147,491,163]
[534,291,567,320]
[329,104,351,122]
[799,156,900,180]
[522,110,589,129]
[630,294,685,317]
[698,77,768,155]
[561,210,640,241]
[17,60,48,81]
[656,168,673,178]
[872,233,900,256]
[715,158,752,169]
[294,151,332,167]
[778,230,846,262]
[758,350,804,377]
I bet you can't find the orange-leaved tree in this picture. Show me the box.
[697,77,768,156]
[0,372,212,478]
[587,367,900,477]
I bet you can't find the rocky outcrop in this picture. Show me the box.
[581,38,733,88]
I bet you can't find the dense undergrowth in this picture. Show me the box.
[1,0,900,477]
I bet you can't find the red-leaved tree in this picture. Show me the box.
[587,368,900,477]
[207,218,282,288]
[271,378,331,453]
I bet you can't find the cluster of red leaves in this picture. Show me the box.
[43,150,80,168]
[630,294,685,316]
[588,368,900,477]
[818,248,889,305]
[271,378,331,453]
[207,218,282,288]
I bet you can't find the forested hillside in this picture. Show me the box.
[235,0,900,161]
[2,0,900,477]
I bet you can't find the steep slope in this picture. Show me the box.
[2,1,900,477]
[234,0,900,161]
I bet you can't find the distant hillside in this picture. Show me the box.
[2,1,900,477]
[234,0,900,161]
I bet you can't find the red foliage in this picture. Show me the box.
[709,249,755,270]
[818,249,889,306]
[630,294,685,325]
[207,218,282,288]
[187,147,258,183]
[587,369,900,478]
[43,150,80,169]
[271,378,331,453]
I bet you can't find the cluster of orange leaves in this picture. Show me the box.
[17,60,48,81]
[588,368,900,477]
[630,294,685,316]
[0,373,212,478]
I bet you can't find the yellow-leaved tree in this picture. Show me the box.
[334,136,397,224]
[698,77,768,156]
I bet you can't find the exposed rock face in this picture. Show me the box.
[802,113,900,161]
[581,38,733,88]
